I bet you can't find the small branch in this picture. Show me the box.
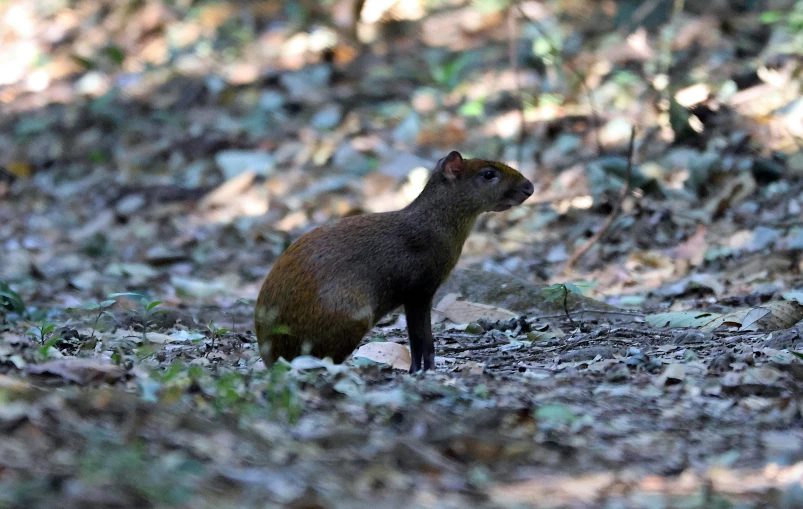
[560,126,637,274]
[440,341,507,353]
[562,288,576,326]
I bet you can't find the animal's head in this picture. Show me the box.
[434,151,534,212]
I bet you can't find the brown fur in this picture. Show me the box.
[255,152,533,372]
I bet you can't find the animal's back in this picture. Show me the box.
[255,213,404,364]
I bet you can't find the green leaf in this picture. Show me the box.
[460,97,485,117]
[760,10,783,23]
[645,311,722,329]
[39,335,60,357]
[535,404,578,427]
[71,54,96,70]
[88,149,107,163]
[146,301,162,312]
[791,351,803,361]
[0,281,25,315]
[532,36,553,57]
[100,300,116,308]
[541,284,567,303]
[564,283,583,295]
[104,45,125,65]
[188,364,203,379]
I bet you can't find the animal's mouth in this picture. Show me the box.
[492,202,515,212]
[492,180,534,211]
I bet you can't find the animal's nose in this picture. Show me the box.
[521,180,534,196]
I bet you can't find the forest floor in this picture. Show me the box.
[2,1,803,507]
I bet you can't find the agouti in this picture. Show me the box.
[255,151,533,372]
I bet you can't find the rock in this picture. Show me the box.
[259,90,285,111]
[559,346,619,363]
[332,143,372,175]
[311,104,343,130]
[0,250,32,280]
[280,65,331,102]
[412,88,441,113]
[541,134,581,167]
[752,157,785,184]
[104,262,157,285]
[380,151,434,180]
[171,275,231,299]
[215,150,275,180]
[687,152,721,194]
[784,228,803,250]
[436,269,621,316]
[75,71,110,96]
[546,245,568,263]
[115,193,146,215]
[787,152,803,176]
[392,112,421,146]
[599,118,633,147]
[465,322,484,334]
[746,226,780,252]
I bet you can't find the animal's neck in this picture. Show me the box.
[404,175,482,247]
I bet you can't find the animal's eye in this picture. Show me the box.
[482,170,497,181]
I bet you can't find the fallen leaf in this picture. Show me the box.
[26,358,125,385]
[655,363,686,386]
[757,300,803,330]
[669,224,707,267]
[432,292,461,323]
[441,300,517,324]
[353,342,411,370]
[6,161,32,178]
[145,332,178,344]
[458,361,485,375]
[646,311,722,329]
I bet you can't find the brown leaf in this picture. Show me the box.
[441,300,517,324]
[668,224,707,267]
[26,358,126,385]
[757,300,803,330]
[353,342,411,370]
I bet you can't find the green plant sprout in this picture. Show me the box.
[206,320,229,355]
[27,320,57,346]
[0,280,26,322]
[67,298,117,343]
[108,293,166,344]
[542,282,587,325]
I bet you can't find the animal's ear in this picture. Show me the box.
[435,151,464,182]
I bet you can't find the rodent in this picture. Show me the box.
[255,151,533,372]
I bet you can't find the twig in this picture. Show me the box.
[440,341,507,353]
[557,288,574,326]
[530,309,645,321]
[560,126,637,274]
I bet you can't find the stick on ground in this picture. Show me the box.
[560,126,637,274]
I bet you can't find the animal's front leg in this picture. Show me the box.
[405,297,435,373]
